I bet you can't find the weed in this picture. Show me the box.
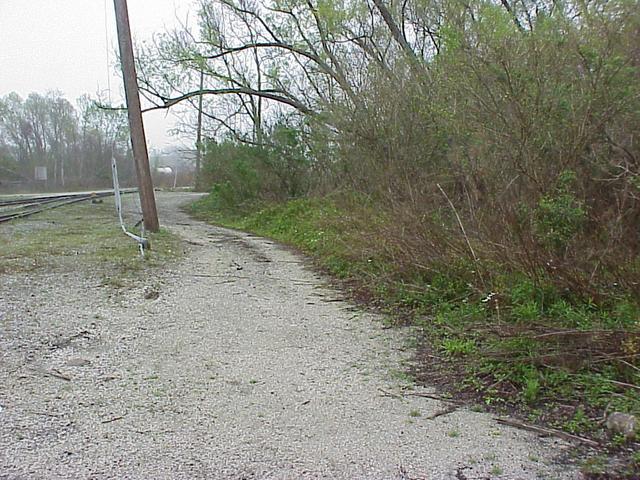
[511,301,541,323]
[409,409,421,418]
[612,300,640,329]
[490,465,504,476]
[483,393,506,407]
[582,455,608,476]
[390,369,414,385]
[447,429,460,438]
[522,368,541,405]
[484,452,497,461]
[564,408,595,435]
[610,433,630,448]
[547,300,594,329]
[442,338,477,357]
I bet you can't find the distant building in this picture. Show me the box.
[156,167,173,175]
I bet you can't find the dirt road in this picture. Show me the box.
[0,192,581,479]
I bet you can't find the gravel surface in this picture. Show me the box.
[0,192,582,480]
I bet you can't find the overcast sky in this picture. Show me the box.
[0,0,196,150]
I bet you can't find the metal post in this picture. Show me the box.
[113,0,159,232]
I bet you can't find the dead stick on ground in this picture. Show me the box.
[379,387,404,399]
[133,429,174,435]
[405,392,463,404]
[101,414,127,424]
[190,274,248,279]
[617,359,640,373]
[607,379,640,391]
[210,279,239,286]
[425,405,458,420]
[378,388,461,404]
[31,368,71,382]
[185,240,206,246]
[495,418,600,447]
[28,411,65,418]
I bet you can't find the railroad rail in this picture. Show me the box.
[0,189,136,224]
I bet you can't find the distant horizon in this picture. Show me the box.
[0,0,196,150]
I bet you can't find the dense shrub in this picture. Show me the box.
[199,124,312,212]
[327,0,640,303]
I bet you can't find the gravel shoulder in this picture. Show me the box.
[0,192,582,479]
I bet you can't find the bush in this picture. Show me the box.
[325,0,640,303]
[199,123,312,211]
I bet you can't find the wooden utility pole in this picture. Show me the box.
[195,70,204,191]
[113,0,159,232]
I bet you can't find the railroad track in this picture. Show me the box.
[0,190,136,224]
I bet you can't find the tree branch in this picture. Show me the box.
[141,88,315,116]
[372,0,419,61]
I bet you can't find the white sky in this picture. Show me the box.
[0,0,196,150]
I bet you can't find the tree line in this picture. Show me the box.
[0,91,134,189]
[139,0,639,301]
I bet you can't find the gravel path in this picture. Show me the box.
[0,192,581,480]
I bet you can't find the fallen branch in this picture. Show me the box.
[28,410,65,418]
[133,428,174,435]
[210,279,240,286]
[405,392,463,404]
[378,387,403,399]
[495,417,600,447]
[49,330,91,350]
[101,414,127,424]
[607,379,640,392]
[378,387,462,404]
[617,359,640,373]
[31,368,72,382]
[531,329,632,339]
[425,405,458,420]
[185,240,206,246]
[189,274,248,280]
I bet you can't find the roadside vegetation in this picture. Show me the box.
[0,200,180,285]
[138,0,639,475]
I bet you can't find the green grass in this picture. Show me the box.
[190,194,370,279]
[0,201,181,281]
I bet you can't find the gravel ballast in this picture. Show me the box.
[0,192,582,479]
